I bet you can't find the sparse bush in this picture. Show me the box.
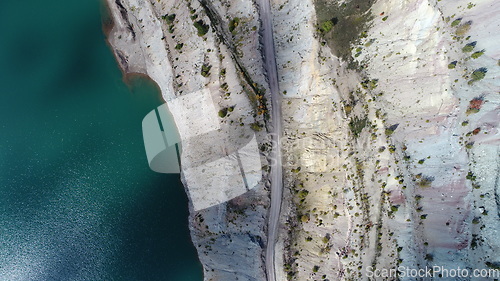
[456,21,472,36]
[320,19,335,33]
[194,20,210,36]
[322,235,330,243]
[462,41,476,52]
[221,82,229,91]
[417,176,434,188]
[229,17,240,32]
[451,18,462,27]
[468,67,487,85]
[385,124,399,136]
[486,262,500,270]
[162,14,176,24]
[466,97,484,114]
[201,64,212,77]
[298,189,308,199]
[301,214,310,223]
[218,108,228,118]
[388,145,396,153]
[349,116,368,138]
[471,50,484,59]
[361,79,378,90]
[466,171,476,181]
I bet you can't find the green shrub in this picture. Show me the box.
[349,116,368,138]
[220,82,229,91]
[175,43,183,50]
[320,19,334,33]
[465,142,474,149]
[471,50,484,59]
[385,124,399,136]
[486,262,500,270]
[322,235,330,243]
[361,79,378,90]
[466,171,476,181]
[298,189,308,199]
[417,176,434,188]
[229,17,240,32]
[218,108,228,118]
[462,41,476,52]
[194,20,210,36]
[382,16,388,21]
[451,18,462,27]
[448,61,457,69]
[162,14,176,24]
[201,64,212,77]
[468,67,487,84]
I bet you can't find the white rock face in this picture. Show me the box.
[105,0,271,280]
[273,0,499,280]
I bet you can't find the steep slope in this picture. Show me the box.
[104,0,499,280]
[273,0,499,279]
[105,0,274,280]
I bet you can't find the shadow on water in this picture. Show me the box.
[0,0,203,280]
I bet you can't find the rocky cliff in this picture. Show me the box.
[104,0,499,280]
[275,0,499,279]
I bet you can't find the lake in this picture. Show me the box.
[0,0,203,280]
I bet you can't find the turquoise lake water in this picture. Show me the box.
[0,0,203,280]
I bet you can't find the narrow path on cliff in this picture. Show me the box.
[258,1,283,281]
